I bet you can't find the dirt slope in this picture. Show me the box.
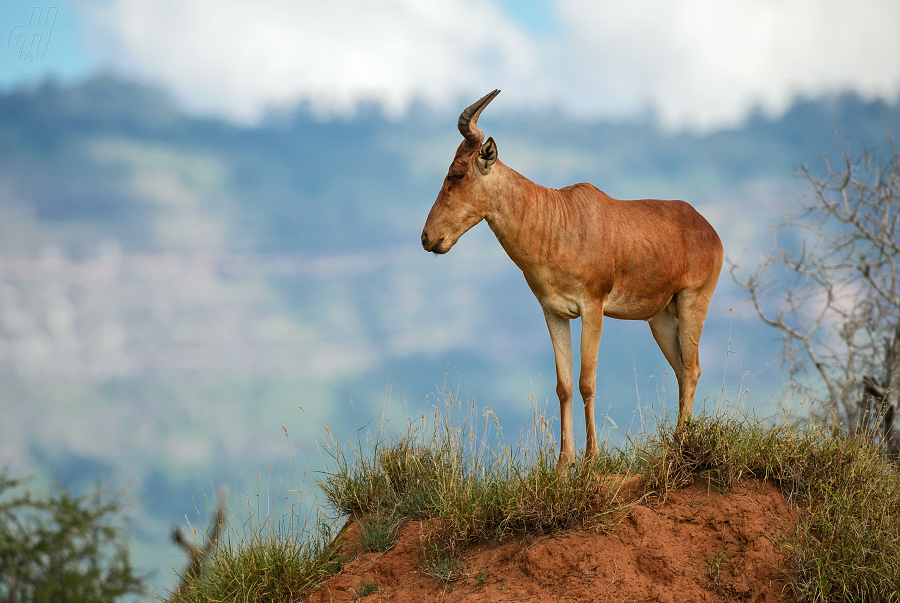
[307,479,797,602]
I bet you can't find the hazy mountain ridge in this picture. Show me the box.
[4,77,899,255]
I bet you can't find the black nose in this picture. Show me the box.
[421,231,428,249]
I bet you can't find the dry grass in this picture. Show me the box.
[161,391,900,603]
[318,395,637,556]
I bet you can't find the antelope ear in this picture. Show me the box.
[476,137,497,175]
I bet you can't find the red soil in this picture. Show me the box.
[306,479,797,603]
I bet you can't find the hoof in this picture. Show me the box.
[554,457,574,474]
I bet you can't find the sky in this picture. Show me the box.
[2,0,900,129]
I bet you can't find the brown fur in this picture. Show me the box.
[422,92,723,471]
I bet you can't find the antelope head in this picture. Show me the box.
[421,89,501,254]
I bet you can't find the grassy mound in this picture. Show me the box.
[164,399,900,603]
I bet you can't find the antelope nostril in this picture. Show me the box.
[421,231,429,249]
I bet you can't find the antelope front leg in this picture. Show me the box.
[542,308,575,472]
[579,308,604,462]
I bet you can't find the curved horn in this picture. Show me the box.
[458,89,500,149]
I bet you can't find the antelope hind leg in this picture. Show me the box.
[674,285,716,425]
[648,304,685,402]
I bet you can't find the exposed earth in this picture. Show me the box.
[307,479,797,602]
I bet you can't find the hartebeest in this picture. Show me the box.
[421,90,724,472]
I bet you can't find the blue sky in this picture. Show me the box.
[496,0,560,35]
[3,0,899,129]
[1,1,97,88]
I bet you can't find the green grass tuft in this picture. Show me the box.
[704,543,737,588]
[422,544,462,582]
[169,521,343,602]
[358,510,400,553]
[353,579,379,598]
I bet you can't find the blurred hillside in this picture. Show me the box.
[2,77,899,382]
[1,75,899,591]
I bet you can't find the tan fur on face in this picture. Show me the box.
[422,92,723,472]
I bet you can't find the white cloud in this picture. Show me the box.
[85,0,900,128]
[553,0,900,128]
[86,0,535,123]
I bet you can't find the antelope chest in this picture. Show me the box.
[524,275,584,319]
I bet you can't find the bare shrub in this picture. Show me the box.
[731,132,900,455]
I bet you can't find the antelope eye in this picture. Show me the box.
[448,173,465,181]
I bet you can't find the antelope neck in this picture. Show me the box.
[485,162,568,268]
